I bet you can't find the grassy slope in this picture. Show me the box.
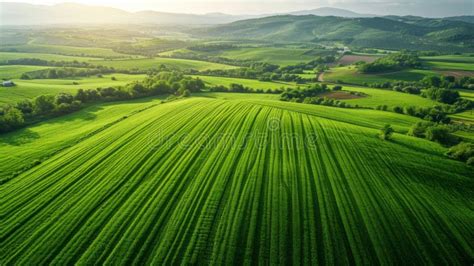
[0,52,99,63]
[450,109,474,124]
[420,55,474,63]
[0,65,52,79]
[0,52,238,72]
[0,97,163,180]
[458,89,474,101]
[0,74,146,104]
[1,44,131,58]
[423,61,474,71]
[191,75,297,90]
[0,96,472,264]
[93,57,239,71]
[337,85,438,108]
[324,66,438,85]
[163,47,323,66]
[218,47,315,66]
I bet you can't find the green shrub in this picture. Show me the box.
[446,142,474,162]
[467,157,474,166]
[379,124,394,140]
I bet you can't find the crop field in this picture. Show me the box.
[191,75,297,90]
[93,57,239,71]
[323,66,438,85]
[423,61,474,71]
[219,47,317,66]
[1,44,132,58]
[336,85,438,108]
[163,47,324,66]
[1,97,472,264]
[0,65,52,79]
[0,97,163,181]
[420,55,474,64]
[337,54,380,65]
[0,74,146,104]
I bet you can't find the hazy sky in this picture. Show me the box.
[2,0,473,16]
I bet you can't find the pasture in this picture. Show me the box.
[218,47,318,66]
[1,96,472,264]
[1,44,132,58]
[336,85,438,108]
[93,57,239,71]
[191,75,297,90]
[0,74,146,104]
[323,66,438,85]
[0,52,99,63]
[0,65,52,79]
[423,61,474,71]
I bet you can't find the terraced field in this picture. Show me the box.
[0,74,147,104]
[1,97,472,264]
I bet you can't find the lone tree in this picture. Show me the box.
[379,124,394,140]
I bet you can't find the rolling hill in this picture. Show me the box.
[195,15,474,51]
[0,96,472,264]
[289,7,374,17]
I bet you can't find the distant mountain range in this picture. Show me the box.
[195,15,474,52]
[289,7,375,18]
[3,2,472,26]
[0,2,255,25]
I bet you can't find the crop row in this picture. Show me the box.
[1,97,472,264]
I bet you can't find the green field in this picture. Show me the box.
[0,74,146,104]
[458,89,474,101]
[218,47,316,66]
[1,44,132,58]
[450,109,474,124]
[324,66,438,85]
[93,57,239,71]
[423,61,474,71]
[420,55,474,64]
[164,47,322,66]
[0,52,99,63]
[338,85,438,108]
[1,24,474,265]
[191,75,297,90]
[1,96,472,264]
[0,65,52,79]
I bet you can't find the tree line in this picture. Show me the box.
[0,72,204,133]
[357,53,421,73]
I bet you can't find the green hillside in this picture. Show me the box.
[323,66,438,85]
[196,15,474,51]
[1,96,472,264]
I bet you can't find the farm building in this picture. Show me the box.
[2,80,15,87]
